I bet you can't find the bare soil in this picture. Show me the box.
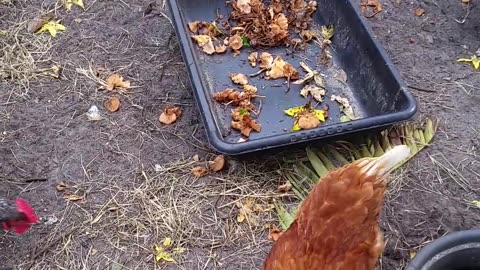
[0,0,479,269]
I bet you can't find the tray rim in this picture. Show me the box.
[167,0,417,155]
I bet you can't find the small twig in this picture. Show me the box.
[407,84,437,93]
[249,68,267,77]
[0,176,48,183]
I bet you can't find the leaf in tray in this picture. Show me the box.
[259,52,274,69]
[231,108,261,137]
[300,30,317,42]
[243,84,257,94]
[269,13,289,42]
[300,85,326,102]
[457,55,480,70]
[320,25,334,41]
[191,35,215,55]
[215,44,227,53]
[266,56,299,80]
[235,0,252,14]
[284,102,326,131]
[230,73,249,85]
[293,61,324,86]
[340,115,352,122]
[331,95,356,121]
[187,21,202,33]
[229,34,243,51]
[248,52,258,67]
[241,35,250,47]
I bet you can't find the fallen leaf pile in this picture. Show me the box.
[213,73,262,138]
[191,155,226,177]
[236,197,274,226]
[284,101,327,131]
[159,106,182,125]
[188,0,319,55]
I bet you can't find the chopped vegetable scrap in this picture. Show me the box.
[284,101,327,131]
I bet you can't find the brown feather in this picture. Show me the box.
[263,159,387,270]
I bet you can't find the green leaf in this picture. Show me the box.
[241,35,250,47]
[306,147,329,177]
[274,200,295,230]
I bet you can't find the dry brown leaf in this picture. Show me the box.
[300,30,316,42]
[159,106,182,125]
[106,74,131,91]
[203,40,216,54]
[192,34,216,54]
[297,111,320,130]
[56,182,69,192]
[331,95,356,120]
[215,44,227,53]
[209,155,225,172]
[187,21,202,32]
[266,56,299,80]
[243,84,257,94]
[192,166,208,177]
[248,52,258,67]
[236,0,252,14]
[415,8,425,16]
[64,194,83,201]
[268,225,284,241]
[105,96,120,112]
[276,181,292,193]
[300,85,325,102]
[259,52,274,69]
[229,34,243,50]
[230,73,248,85]
[360,0,382,14]
[231,114,261,137]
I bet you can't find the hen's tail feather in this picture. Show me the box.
[358,145,410,181]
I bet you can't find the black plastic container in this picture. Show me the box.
[167,0,417,155]
[406,229,480,270]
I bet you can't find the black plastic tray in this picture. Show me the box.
[167,0,417,155]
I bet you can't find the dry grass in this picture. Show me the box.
[19,158,283,270]
[0,8,54,99]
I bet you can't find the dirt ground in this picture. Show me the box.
[0,0,479,269]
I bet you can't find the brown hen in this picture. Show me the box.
[264,145,411,270]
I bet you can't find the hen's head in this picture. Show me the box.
[2,198,38,234]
